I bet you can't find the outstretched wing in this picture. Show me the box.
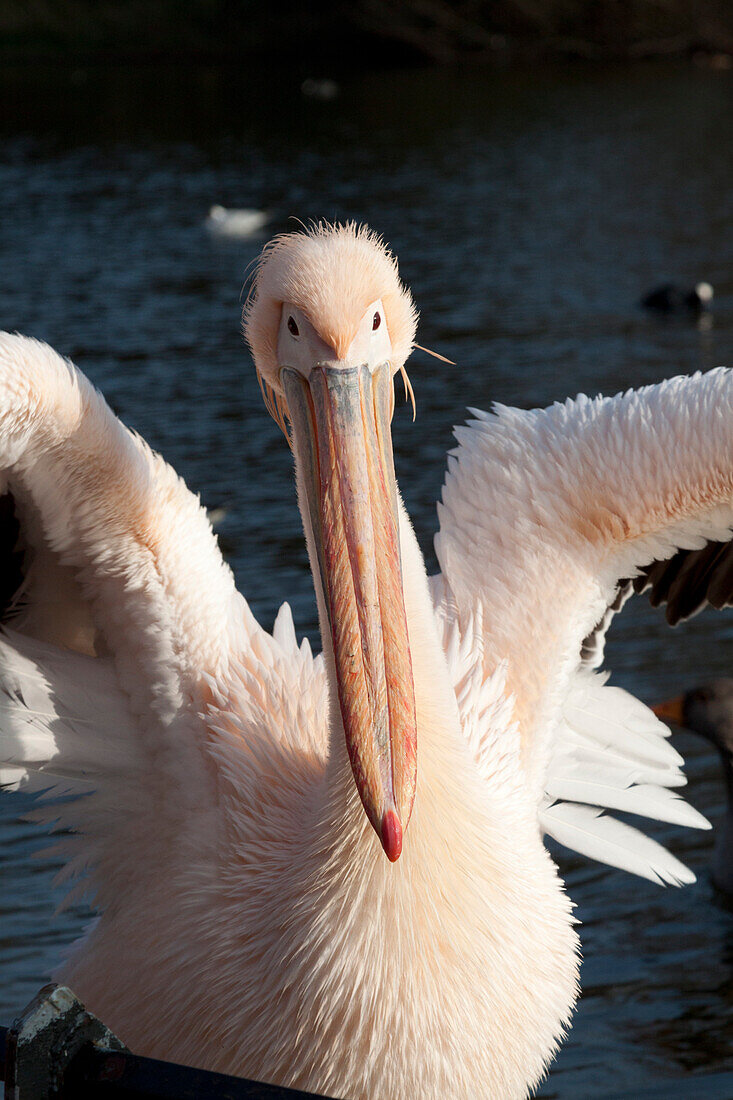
[436,370,733,883]
[0,333,325,908]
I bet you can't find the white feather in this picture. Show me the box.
[0,629,137,792]
[540,801,696,886]
[438,370,733,880]
[552,736,686,788]
[545,772,709,828]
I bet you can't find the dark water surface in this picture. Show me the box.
[1,61,732,1097]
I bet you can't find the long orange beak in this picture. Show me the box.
[652,696,686,726]
[282,362,417,860]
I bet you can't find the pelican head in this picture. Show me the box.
[244,223,419,861]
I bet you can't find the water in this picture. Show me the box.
[1,60,732,1096]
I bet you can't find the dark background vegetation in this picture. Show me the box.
[2,0,732,66]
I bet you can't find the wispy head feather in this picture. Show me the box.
[243,222,418,433]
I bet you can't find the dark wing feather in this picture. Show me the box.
[0,492,24,621]
[580,579,633,667]
[632,538,733,625]
[582,536,733,664]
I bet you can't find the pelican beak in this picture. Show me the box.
[652,696,686,726]
[282,362,417,861]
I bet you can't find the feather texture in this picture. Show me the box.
[436,372,733,880]
[540,802,696,886]
[4,229,733,1098]
[0,328,580,1100]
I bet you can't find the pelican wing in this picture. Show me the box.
[0,333,326,908]
[436,369,733,882]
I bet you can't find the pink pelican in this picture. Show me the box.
[1,222,731,1099]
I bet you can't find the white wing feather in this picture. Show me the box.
[540,802,696,886]
[0,629,136,793]
[0,333,324,912]
[438,371,733,881]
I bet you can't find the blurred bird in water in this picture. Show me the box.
[3,223,733,1098]
[205,204,270,239]
[641,281,714,315]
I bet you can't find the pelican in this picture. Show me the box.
[1,222,732,1099]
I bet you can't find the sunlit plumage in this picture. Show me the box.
[1,222,732,1099]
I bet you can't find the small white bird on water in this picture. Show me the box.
[1,222,732,1099]
[205,204,269,239]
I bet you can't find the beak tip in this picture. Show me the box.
[381,809,403,862]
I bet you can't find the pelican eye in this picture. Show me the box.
[372,311,381,331]
[287,316,299,337]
